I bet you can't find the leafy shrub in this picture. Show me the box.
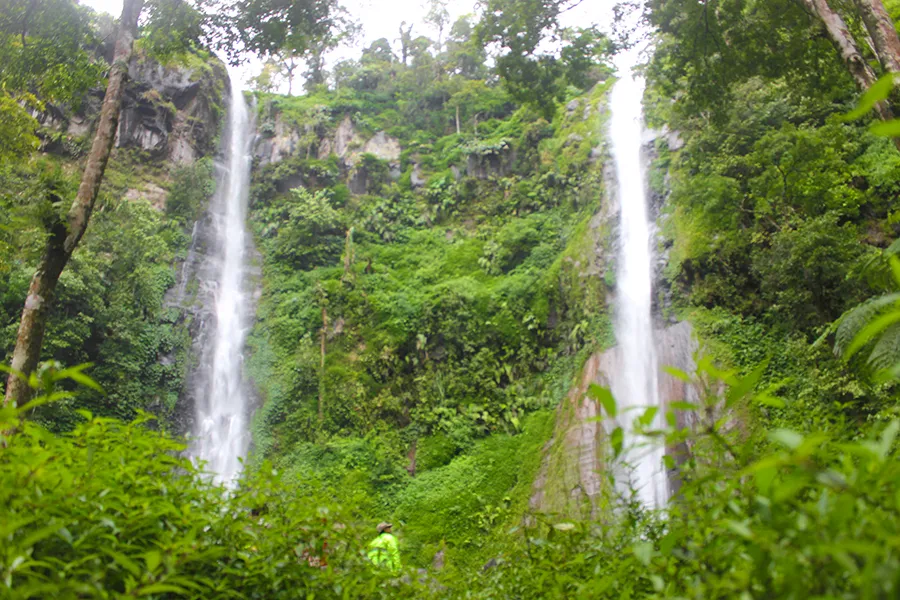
[166,158,215,223]
[0,371,424,599]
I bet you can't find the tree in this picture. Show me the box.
[250,58,282,93]
[476,0,610,118]
[276,49,301,95]
[444,15,486,79]
[424,0,450,53]
[397,21,414,65]
[647,0,900,126]
[855,0,900,74]
[4,0,144,406]
[0,0,106,159]
[232,0,355,93]
[301,11,359,93]
[801,0,893,120]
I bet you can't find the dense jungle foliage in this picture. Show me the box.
[8,0,900,597]
[244,20,615,559]
[0,0,227,428]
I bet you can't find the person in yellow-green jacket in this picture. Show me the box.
[367,522,401,574]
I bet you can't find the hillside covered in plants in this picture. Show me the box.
[7,0,900,597]
[243,22,616,565]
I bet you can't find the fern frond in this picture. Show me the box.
[867,321,900,371]
[833,293,900,357]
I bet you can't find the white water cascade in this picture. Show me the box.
[607,41,668,508]
[191,75,254,485]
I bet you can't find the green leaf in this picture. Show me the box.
[144,550,162,573]
[725,520,752,539]
[725,357,769,408]
[588,384,616,418]
[19,522,64,549]
[56,364,104,393]
[17,391,74,414]
[610,426,624,458]
[0,364,26,383]
[103,549,142,578]
[878,420,900,460]
[137,583,189,596]
[871,119,900,137]
[662,365,691,383]
[770,429,803,450]
[632,541,653,566]
[890,256,900,289]
[843,74,894,121]
[638,406,659,427]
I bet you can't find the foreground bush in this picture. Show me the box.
[452,363,900,599]
[0,373,423,599]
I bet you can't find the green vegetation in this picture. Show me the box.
[8,0,900,597]
[0,0,227,423]
[243,28,614,570]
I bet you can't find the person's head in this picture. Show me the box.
[376,521,392,534]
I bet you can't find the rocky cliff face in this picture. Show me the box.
[528,119,700,517]
[34,50,228,167]
[528,321,703,516]
[117,53,228,165]
[252,105,524,195]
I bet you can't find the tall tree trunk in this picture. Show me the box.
[855,0,900,73]
[4,0,144,407]
[455,104,460,134]
[804,0,879,87]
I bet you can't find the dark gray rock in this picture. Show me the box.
[115,52,228,164]
[465,143,515,179]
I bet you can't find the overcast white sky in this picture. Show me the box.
[78,0,607,89]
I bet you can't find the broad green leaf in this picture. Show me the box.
[632,541,653,566]
[843,74,894,121]
[589,384,617,418]
[0,364,26,382]
[103,549,142,578]
[17,391,74,414]
[56,364,104,393]
[770,429,803,450]
[138,583,189,596]
[878,420,900,460]
[871,119,900,137]
[662,365,691,383]
[725,520,752,539]
[890,256,900,289]
[726,358,769,409]
[610,426,624,458]
[774,474,809,503]
[638,406,658,427]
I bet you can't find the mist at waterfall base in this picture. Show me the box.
[607,44,668,509]
[190,76,254,486]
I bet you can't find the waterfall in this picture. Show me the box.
[607,42,668,508]
[191,75,254,485]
